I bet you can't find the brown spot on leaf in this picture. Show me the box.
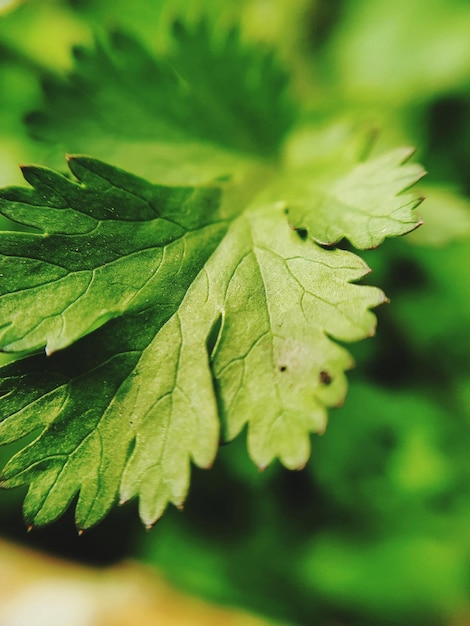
[320,370,332,385]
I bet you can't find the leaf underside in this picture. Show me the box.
[0,20,424,530]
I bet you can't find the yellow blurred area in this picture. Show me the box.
[0,539,276,626]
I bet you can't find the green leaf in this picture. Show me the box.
[0,151,407,529]
[0,157,224,355]
[273,147,425,249]
[27,22,294,173]
[209,207,384,469]
[0,19,425,529]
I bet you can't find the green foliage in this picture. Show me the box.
[0,12,424,529]
[273,147,424,248]
[26,23,294,176]
[0,137,421,530]
[0,158,225,354]
[1,1,470,625]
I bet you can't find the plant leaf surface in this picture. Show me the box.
[0,157,224,354]
[0,154,402,528]
[270,148,425,249]
[26,22,294,180]
[0,21,424,528]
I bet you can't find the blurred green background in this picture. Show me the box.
[0,1,469,625]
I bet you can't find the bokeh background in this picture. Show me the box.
[0,1,470,625]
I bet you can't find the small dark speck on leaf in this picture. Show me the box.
[295,228,308,241]
[320,370,332,385]
[279,365,287,372]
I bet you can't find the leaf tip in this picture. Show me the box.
[199,457,215,469]
[333,396,346,409]
[399,146,417,163]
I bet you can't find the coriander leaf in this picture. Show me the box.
[0,156,224,354]
[0,16,425,527]
[270,148,425,249]
[27,22,294,172]
[210,207,385,470]
[0,157,391,528]
[0,306,220,530]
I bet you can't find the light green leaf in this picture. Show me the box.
[271,147,425,249]
[210,207,384,469]
[0,19,424,528]
[0,154,399,529]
